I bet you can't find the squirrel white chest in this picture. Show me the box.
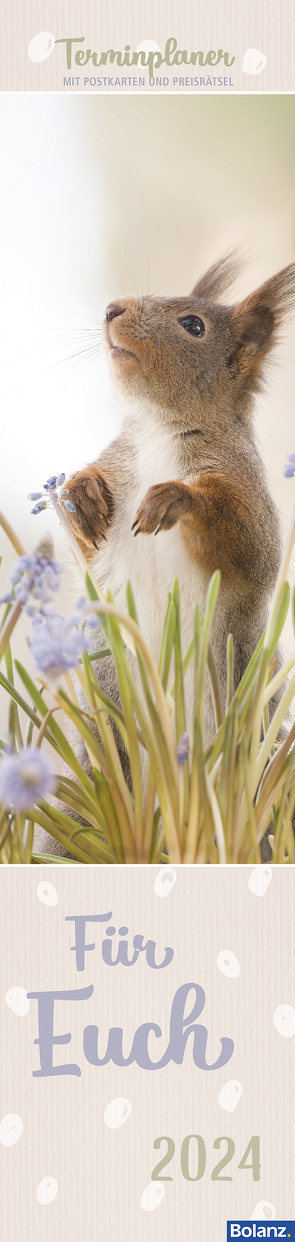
[92,418,208,664]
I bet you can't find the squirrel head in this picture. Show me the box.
[102,254,295,433]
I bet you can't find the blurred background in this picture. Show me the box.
[0,93,295,729]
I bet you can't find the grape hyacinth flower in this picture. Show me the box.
[0,747,55,812]
[26,470,106,612]
[283,453,295,478]
[29,602,89,679]
[28,472,76,515]
[0,534,63,613]
[176,732,190,766]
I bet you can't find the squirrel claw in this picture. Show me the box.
[93,533,108,548]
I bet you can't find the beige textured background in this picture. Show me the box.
[0,93,295,734]
[0,0,295,90]
[1,865,295,1239]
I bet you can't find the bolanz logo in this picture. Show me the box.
[227,1225,294,1239]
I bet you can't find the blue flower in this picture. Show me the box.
[176,731,189,766]
[29,610,88,677]
[31,501,48,514]
[0,539,63,611]
[283,453,295,478]
[67,597,87,625]
[87,614,101,629]
[0,747,55,811]
[29,472,68,513]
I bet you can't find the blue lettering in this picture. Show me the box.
[65,913,112,971]
[83,983,234,1072]
[133,935,174,968]
[27,986,93,1077]
[164,983,234,1070]
[29,982,234,1077]
[102,934,139,966]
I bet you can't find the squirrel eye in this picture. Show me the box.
[178,315,205,337]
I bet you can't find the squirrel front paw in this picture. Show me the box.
[62,466,112,550]
[132,482,192,536]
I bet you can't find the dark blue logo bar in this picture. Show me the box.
[227,1224,295,1240]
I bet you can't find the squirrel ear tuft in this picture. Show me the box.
[226,261,295,380]
[191,251,242,302]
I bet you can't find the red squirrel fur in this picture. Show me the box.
[52,254,295,860]
[64,255,295,589]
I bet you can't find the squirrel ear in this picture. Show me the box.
[191,251,242,301]
[226,261,295,382]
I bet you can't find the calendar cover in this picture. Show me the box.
[1,864,295,1241]
[1,1,295,1240]
[1,863,295,1239]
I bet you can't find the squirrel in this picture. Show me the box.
[40,254,295,860]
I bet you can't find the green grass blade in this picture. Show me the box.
[267,581,290,657]
[4,643,23,747]
[195,571,220,725]
[14,661,106,798]
[226,634,234,711]
[85,648,111,661]
[292,584,295,640]
[25,805,103,863]
[31,852,79,863]
[207,643,224,730]
[172,579,186,742]
[158,597,175,692]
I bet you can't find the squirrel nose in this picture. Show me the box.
[105,303,126,323]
